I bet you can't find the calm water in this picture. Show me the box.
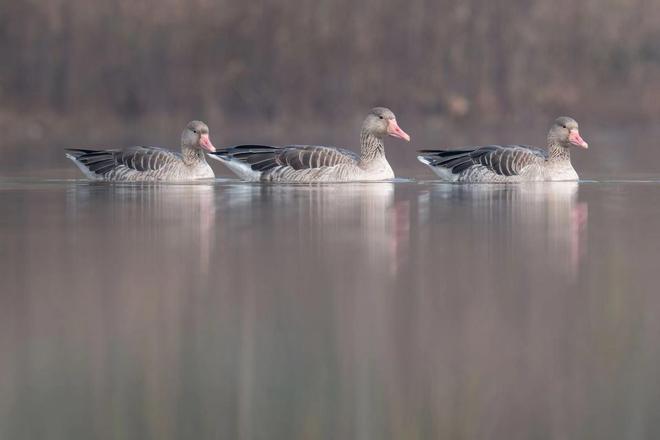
[1,178,660,439]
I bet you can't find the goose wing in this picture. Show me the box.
[210,145,359,172]
[418,145,546,176]
[65,146,178,176]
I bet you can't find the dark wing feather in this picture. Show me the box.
[211,145,359,172]
[419,145,546,176]
[66,146,174,175]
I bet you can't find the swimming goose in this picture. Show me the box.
[208,107,410,183]
[417,117,588,183]
[65,120,216,182]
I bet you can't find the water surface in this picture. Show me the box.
[1,178,660,439]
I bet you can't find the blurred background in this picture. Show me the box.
[1,0,660,177]
[4,3,660,439]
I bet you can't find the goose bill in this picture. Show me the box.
[569,130,588,149]
[199,134,216,152]
[387,119,411,142]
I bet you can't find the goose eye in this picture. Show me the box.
[379,116,384,120]
[193,129,197,134]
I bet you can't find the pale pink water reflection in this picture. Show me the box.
[1,179,659,440]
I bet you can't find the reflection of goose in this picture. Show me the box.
[218,182,411,437]
[69,182,217,278]
[0,182,221,439]
[432,182,587,277]
[221,182,409,274]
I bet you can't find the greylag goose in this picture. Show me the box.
[417,117,588,182]
[208,107,410,183]
[65,120,216,182]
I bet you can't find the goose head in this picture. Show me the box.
[182,120,216,152]
[362,107,411,142]
[548,116,588,149]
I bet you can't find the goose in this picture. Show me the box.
[208,107,410,183]
[417,116,588,183]
[65,120,216,182]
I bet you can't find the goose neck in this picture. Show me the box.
[182,146,207,165]
[548,139,571,162]
[360,129,385,162]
